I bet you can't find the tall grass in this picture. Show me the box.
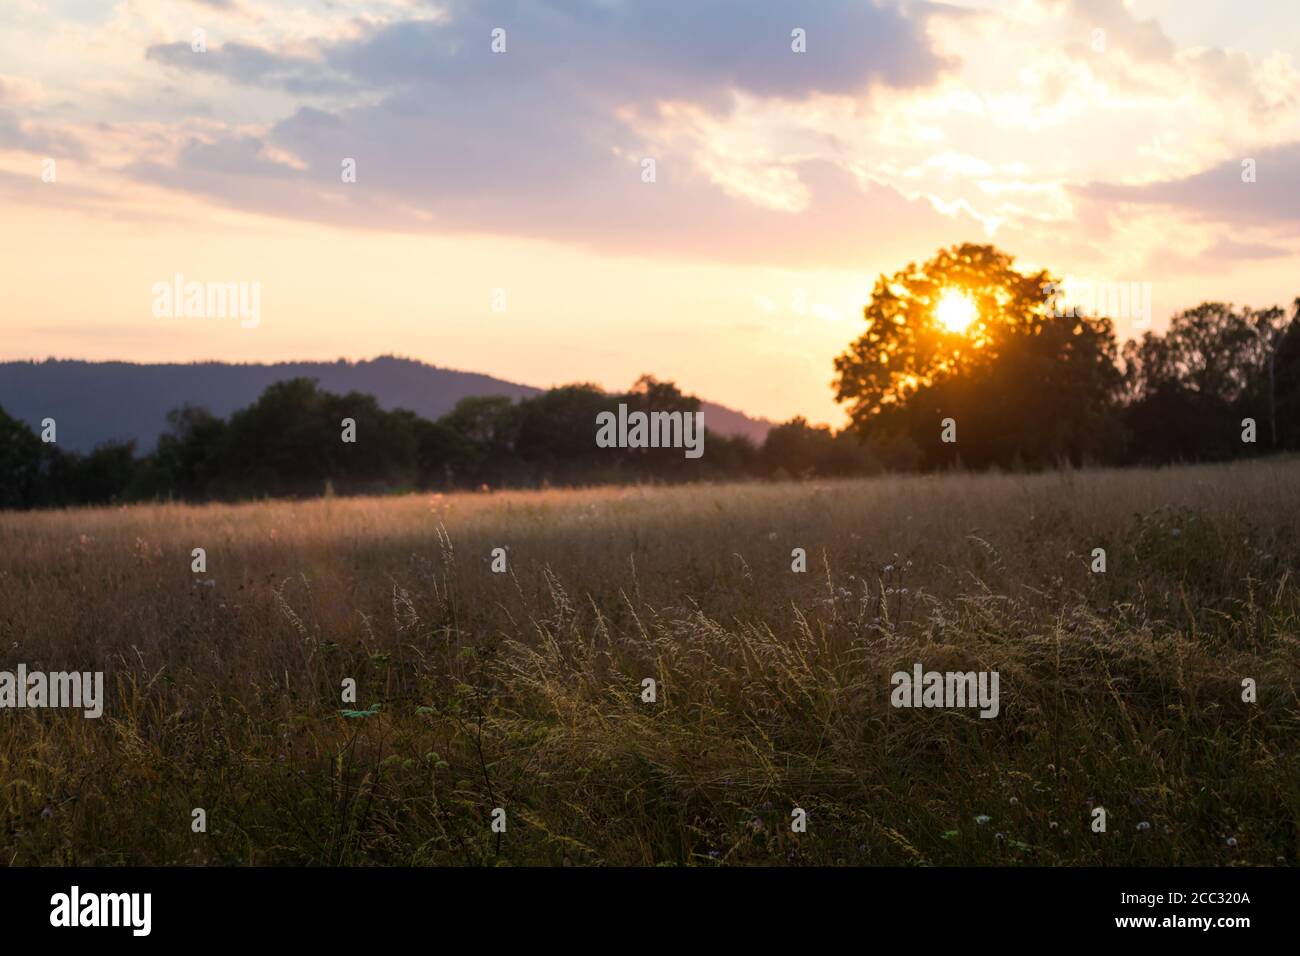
[1,458,1297,865]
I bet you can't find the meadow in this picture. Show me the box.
[1,458,1297,866]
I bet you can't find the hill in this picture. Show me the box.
[0,357,772,453]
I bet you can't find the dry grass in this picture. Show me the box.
[1,458,1298,865]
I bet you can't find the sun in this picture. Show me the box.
[935,289,978,333]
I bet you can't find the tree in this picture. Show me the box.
[207,378,418,498]
[835,244,1047,423]
[1274,301,1300,451]
[1121,302,1287,461]
[834,243,1123,468]
[623,375,700,416]
[617,375,706,480]
[392,410,474,489]
[0,405,51,509]
[150,404,227,498]
[441,395,523,486]
[59,441,138,505]
[515,384,616,465]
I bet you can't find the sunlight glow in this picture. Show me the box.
[935,289,978,333]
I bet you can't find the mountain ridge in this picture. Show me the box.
[0,356,774,453]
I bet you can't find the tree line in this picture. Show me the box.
[0,375,770,508]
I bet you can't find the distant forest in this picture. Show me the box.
[2,294,1299,509]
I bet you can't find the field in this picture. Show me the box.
[1,458,1298,866]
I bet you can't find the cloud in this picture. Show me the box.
[146,41,353,96]
[0,168,159,226]
[1061,0,1176,62]
[0,108,84,157]
[324,1,951,102]
[1076,141,1300,229]
[129,128,986,268]
[148,2,950,103]
[33,0,1299,277]
[1138,236,1294,280]
[124,0,962,263]
[0,76,42,106]
[1201,237,1292,260]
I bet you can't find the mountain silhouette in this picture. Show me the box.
[0,356,773,453]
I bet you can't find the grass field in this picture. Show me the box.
[2,458,1298,866]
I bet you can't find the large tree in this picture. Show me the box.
[833,243,1123,468]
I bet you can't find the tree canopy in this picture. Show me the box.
[835,243,1122,467]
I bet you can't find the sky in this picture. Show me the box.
[2,0,1299,427]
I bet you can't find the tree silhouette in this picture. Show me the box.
[1122,302,1291,461]
[0,405,50,508]
[834,243,1123,468]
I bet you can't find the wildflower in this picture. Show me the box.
[975,814,991,825]
[1136,821,1151,832]
[1226,836,1238,848]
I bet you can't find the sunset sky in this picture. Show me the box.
[3,0,1299,426]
